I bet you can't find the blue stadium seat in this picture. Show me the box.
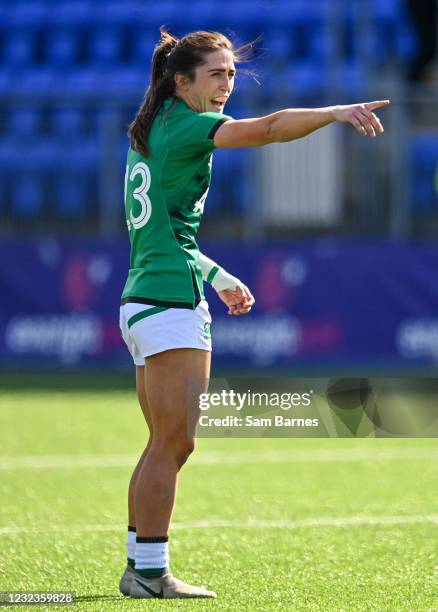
[7,109,41,136]
[61,66,145,95]
[96,109,120,131]
[12,69,54,95]
[50,1,97,27]
[45,30,79,65]
[89,29,124,63]
[0,138,21,170]
[179,1,221,30]
[132,31,157,63]
[282,61,328,100]
[4,2,48,27]
[2,138,58,174]
[307,25,332,62]
[3,31,35,65]
[269,0,328,26]
[0,69,13,94]
[58,139,99,173]
[50,108,84,136]
[55,176,88,218]
[151,0,188,28]
[356,0,412,65]
[371,0,400,23]
[61,67,100,94]
[365,22,392,64]
[224,1,270,28]
[29,139,60,171]
[263,29,294,63]
[0,4,8,28]
[4,137,97,192]
[98,67,147,95]
[99,1,144,26]
[11,175,45,218]
[337,60,367,96]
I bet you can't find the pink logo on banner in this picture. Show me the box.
[63,252,95,311]
[256,255,292,312]
[62,252,112,312]
[256,253,307,312]
[299,320,344,353]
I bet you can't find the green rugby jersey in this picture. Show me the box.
[121,97,230,309]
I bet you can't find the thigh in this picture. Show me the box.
[145,348,211,440]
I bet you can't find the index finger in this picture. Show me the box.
[364,100,391,111]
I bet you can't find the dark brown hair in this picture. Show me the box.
[128,27,254,156]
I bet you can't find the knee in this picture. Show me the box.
[155,435,195,469]
[175,437,195,468]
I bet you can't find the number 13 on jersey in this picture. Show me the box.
[124,161,152,230]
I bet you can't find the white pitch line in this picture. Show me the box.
[0,448,437,470]
[1,515,438,536]
[0,455,138,470]
[191,448,438,464]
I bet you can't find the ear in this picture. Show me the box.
[174,72,189,90]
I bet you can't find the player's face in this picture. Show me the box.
[181,49,236,114]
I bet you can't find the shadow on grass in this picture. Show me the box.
[0,370,135,392]
[75,594,128,603]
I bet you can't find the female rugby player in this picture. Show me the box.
[118,28,389,599]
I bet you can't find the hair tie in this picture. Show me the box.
[165,41,178,59]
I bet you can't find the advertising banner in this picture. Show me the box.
[1,240,438,370]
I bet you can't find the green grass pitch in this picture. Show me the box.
[0,384,437,611]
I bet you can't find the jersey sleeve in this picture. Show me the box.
[170,111,231,155]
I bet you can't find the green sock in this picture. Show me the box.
[137,567,166,578]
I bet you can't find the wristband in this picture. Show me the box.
[198,253,241,291]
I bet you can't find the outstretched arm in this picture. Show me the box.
[198,252,254,315]
[214,100,390,148]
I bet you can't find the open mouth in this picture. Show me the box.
[211,97,227,109]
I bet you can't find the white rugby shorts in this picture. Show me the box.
[119,299,212,365]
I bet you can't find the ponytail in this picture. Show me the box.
[128,28,178,156]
